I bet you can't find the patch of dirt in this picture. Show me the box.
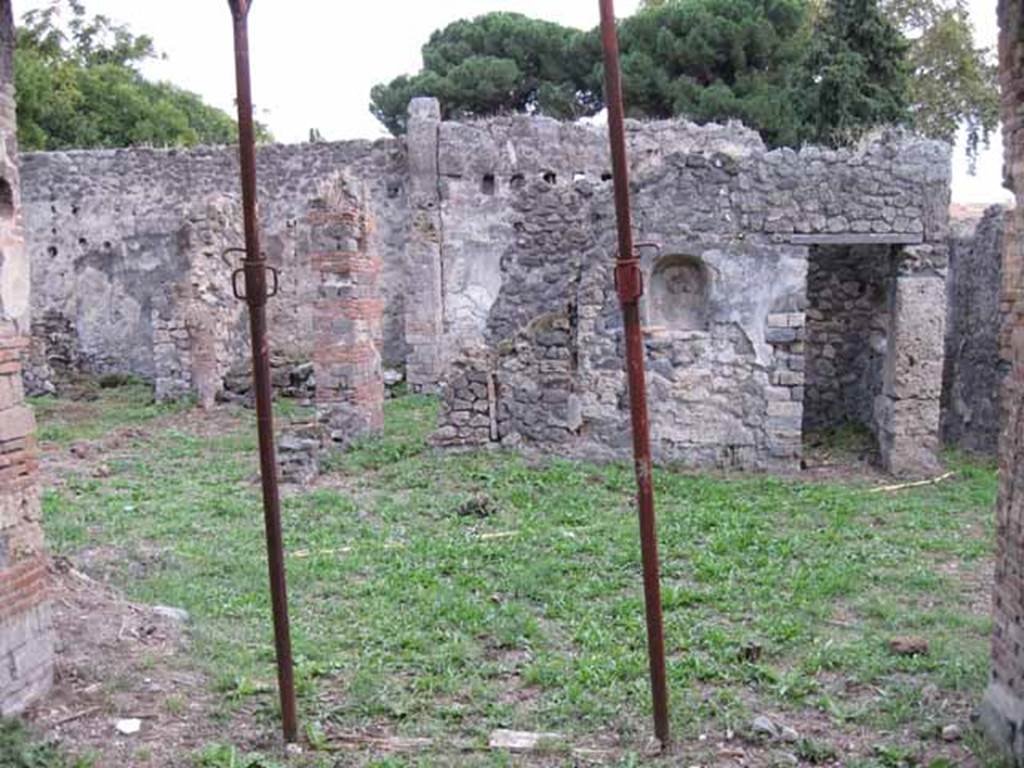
[38,405,249,489]
[24,559,259,767]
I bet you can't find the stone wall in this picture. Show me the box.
[20,138,408,395]
[980,0,1024,758]
[0,0,54,716]
[153,197,247,406]
[432,118,951,473]
[804,245,894,436]
[18,97,956,472]
[942,206,1008,453]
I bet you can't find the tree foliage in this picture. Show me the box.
[370,13,597,135]
[370,3,809,144]
[796,0,910,146]
[641,0,995,159]
[616,0,810,146]
[373,0,994,163]
[883,0,998,167]
[14,0,269,151]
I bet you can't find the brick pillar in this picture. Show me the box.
[309,175,384,448]
[875,256,947,475]
[403,98,446,392]
[0,0,54,715]
[979,0,1024,758]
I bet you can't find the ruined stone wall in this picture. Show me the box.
[434,119,951,473]
[980,0,1024,757]
[804,245,894,435]
[20,138,408,393]
[942,206,1008,453]
[18,97,956,472]
[0,0,54,716]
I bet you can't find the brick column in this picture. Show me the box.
[309,176,384,448]
[403,98,446,392]
[0,0,54,716]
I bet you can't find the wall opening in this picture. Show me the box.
[647,254,709,331]
[0,177,12,220]
[803,244,895,456]
[481,173,496,195]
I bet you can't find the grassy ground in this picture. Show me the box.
[18,384,1005,766]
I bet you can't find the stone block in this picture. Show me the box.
[0,406,34,442]
[765,327,797,345]
[767,401,802,419]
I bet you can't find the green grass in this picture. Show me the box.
[35,387,1001,765]
[0,719,92,768]
[29,381,190,445]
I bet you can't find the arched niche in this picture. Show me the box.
[647,254,709,331]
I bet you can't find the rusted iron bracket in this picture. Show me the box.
[614,259,643,305]
[224,248,280,305]
[614,243,660,306]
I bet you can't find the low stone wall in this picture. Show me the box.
[433,349,497,448]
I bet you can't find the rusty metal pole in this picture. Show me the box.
[598,0,670,747]
[226,0,298,744]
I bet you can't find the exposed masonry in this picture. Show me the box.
[418,103,951,474]
[20,98,959,473]
[0,0,54,716]
[278,174,386,482]
[803,245,894,436]
[942,205,1009,454]
[979,0,1024,758]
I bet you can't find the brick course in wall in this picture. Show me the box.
[0,0,54,714]
[309,175,384,448]
[979,0,1024,758]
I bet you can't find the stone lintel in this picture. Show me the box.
[789,233,925,246]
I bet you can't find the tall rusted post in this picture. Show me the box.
[598,0,670,747]
[226,0,298,744]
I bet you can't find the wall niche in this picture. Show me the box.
[647,254,709,331]
[0,177,12,220]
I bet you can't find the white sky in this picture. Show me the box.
[14,0,1011,204]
